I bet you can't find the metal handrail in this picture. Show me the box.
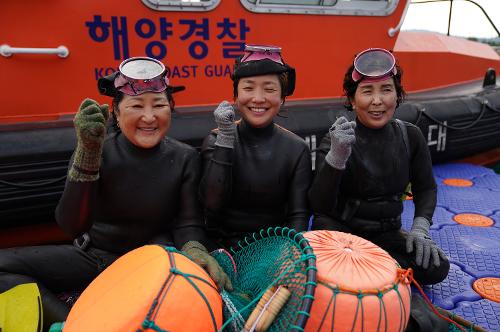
[406,0,500,37]
[0,44,69,58]
[388,0,412,37]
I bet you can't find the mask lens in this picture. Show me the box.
[353,48,396,82]
[115,57,169,96]
[241,45,284,64]
[129,79,167,94]
[120,57,165,80]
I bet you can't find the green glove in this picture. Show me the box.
[406,217,447,269]
[69,98,109,182]
[181,241,233,291]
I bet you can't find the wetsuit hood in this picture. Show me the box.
[232,58,296,96]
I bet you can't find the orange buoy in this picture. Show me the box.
[442,178,473,187]
[453,213,494,227]
[304,231,411,332]
[64,245,222,332]
[472,277,500,303]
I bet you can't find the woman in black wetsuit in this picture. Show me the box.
[0,57,229,330]
[199,45,312,249]
[309,48,450,285]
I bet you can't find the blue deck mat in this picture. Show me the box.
[433,163,494,179]
[473,173,500,192]
[431,226,500,278]
[403,163,500,330]
[492,210,500,229]
[401,200,414,231]
[436,186,500,215]
[335,162,500,329]
[452,299,500,332]
[402,203,457,231]
[422,263,480,310]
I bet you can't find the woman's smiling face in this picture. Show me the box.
[235,74,283,128]
[351,77,397,129]
[116,92,171,148]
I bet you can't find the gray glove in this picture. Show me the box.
[406,217,447,269]
[182,241,233,291]
[214,101,236,148]
[69,98,109,182]
[325,117,356,170]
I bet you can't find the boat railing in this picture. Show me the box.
[0,44,69,58]
[388,0,412,37]
[409,0,500,37]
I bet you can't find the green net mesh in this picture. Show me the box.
[212,227,317,332]
[448,323,475,332]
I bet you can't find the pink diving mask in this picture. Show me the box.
[352,48,397,83]
[240,45,284,65]
[114,57,169,96]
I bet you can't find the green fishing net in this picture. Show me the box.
[212,227,317,332]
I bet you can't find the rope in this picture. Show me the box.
[421,100,487,130]
[376,292,387,332]
[150,271,176,323]
[414,106,424,126]
[0,176,66,188]
[173,268,219,331]
[351,292,363,332]
[221,291,246,330]
[418,97,500,130]
[393,282,408,332]
[139,247,219,332]
[315,283,337,331]
[331,289,339,331]
[398,268,468,332]
[313,271,414,332]
[138,320,167,332]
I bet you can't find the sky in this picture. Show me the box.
[401,0,500,39]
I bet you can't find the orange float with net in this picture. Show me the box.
[63,245,222,332]
[303,230,412,332]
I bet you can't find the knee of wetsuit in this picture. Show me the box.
[414,257,450,285]
[0,272,36,292]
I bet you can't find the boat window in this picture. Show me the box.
[141,0,220,12]
[241,0,399,16]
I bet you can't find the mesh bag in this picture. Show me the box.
[212,227,317,332]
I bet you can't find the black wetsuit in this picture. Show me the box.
[309,119,449,285]
[200,120,312,249]
[0,132,205,329]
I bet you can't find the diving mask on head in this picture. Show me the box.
[98,56,169,97]
[114,57,169,96]
[240,45,285,65]
[232,44,296,96]
[351,48,397,83]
